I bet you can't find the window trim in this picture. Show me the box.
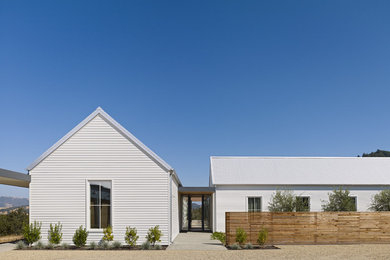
[86,179,113,232]
[246,196,262,212]
[295,196,311,212]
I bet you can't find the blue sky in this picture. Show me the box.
[1,1,390,198]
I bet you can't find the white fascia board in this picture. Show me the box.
[27,107,182,186]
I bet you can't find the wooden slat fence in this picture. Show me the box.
[225,212,390,245]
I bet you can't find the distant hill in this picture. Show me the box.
[0,196,29,208]
[361,149,390,157]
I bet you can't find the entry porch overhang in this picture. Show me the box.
[0,168,30,188]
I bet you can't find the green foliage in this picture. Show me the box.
[235,228,247,245]
[36,241,44,249]
[124,226,139,247]
[0,208,29,236]
[229,243,241,250]
[15,241,26,250]
[141,241,151,250]
[210,232,226,245]
[102,226,114,241]
[154,244,162,250]
[257,228,268,245]
[370,190,390,211]
[72,226,88,247]
[244,243,253,249]
[112,241,121,249]
[23,221,42,246]
[362,149,390,157]
[268,190,296,212]
[146,225,162,246]
[98,240,110,249]
[89,241,97,249]
[61,242,70,249]
[46,243,54,249]
[322,188,356,211]
[296,197,310,212]
[48,222,63,245]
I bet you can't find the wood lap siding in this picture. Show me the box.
[225,212,390,245]
[30,115,170,245]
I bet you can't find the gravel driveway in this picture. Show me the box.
[1,244,390,259]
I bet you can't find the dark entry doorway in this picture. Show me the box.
[181,194,211,231]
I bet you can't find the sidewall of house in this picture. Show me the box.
[214,185,389,232]
[29,115,171,245]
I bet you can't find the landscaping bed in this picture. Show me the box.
[227,245,279,250]
[18,244,167,250]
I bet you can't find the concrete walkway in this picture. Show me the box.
[0,243,14,252]
[167,232,226,250]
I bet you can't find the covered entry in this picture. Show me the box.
[179,187,214,232]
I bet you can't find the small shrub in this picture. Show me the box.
[98,240,110,250]
[23,221,42,246]
[124,226,139,247]
[102,226,114,242]
[146,226,162,246]
[154,244,162,250]
[268,190,296,212]
[244,243,253,249]
[210,232,226,245]
[72,226,88,247]
[89,241,97,249]
[112,241,121,249]
[61,242,69,249]
[257,228,268,245]
[141,241,151,250]
[48,222,63,245]
[370,189,390,211]
[229,243,241,250]
[322,188,356,211]
[235,228,247,245]
[15,241,26,250]
[35,240,44,249]
[46,243,54,249]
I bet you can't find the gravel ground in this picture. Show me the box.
[1,244,390,260]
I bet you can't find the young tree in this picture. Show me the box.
[322,188,356,211]
[268,190,296,212]
[369,190,390,211]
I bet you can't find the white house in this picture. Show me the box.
[5,107,389,245]
[28,107,181,245]
[210,156,390,232]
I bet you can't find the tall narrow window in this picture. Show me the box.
[90,181,111,229]
[349,196,357,211]
[248,197,261,212]
[296,196,310,212]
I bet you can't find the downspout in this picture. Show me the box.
[168,171,173,244]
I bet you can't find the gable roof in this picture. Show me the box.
[210,156,390,186]
[27,107,181,186]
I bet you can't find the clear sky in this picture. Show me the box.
[1,1,390,198]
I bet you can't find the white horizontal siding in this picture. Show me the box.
[171,177,179,241]
[30,115,170,245]
[214,185,390,232]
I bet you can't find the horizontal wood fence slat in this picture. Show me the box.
[225,212,390,245]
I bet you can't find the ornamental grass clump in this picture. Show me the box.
[15,241,26,250]
[23,221,42,246]
[48,222,63,245]
[45,243,54,249]
[235,228,247,245]
[72,226,88,247]
[124,227,139,247]
[89,241,97,249]
[244,243,253,249]
[229,243,241,250]
[257,228,268,246]
[112,241,121,249]
[146,226,162,246]
[61,242,69,249]
[141,241,151,250]
[98,240,110,250]
[35,241,44,249]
